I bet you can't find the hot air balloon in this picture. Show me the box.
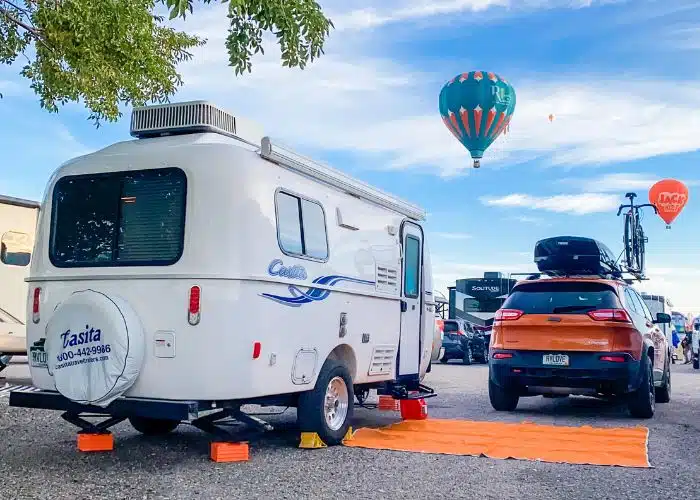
[439,71,516,168]
[548,113,555,122]
[649,179,689,228]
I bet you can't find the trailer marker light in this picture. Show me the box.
[253,342,262,359]
[188,286,201,325]
[32,287,41,324]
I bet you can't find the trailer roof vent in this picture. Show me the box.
[130,100,263,144]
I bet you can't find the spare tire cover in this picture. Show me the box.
[45,289,145,407]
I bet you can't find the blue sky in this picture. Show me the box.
[2,0,700,310]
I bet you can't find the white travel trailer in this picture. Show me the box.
[0,195,40,372]
[10,101,438,445]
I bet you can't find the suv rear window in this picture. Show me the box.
[502,281,620,315]
[50,168,186,267]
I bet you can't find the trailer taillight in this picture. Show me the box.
[188,286,201,325]
[32,287,41,324]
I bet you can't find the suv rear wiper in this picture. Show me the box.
[551,305,596,314]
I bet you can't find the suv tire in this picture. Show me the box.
[297,358,353,446]
[462,345,473,365]
[489,378,519,411]
[655,357,671,404]
[628,354,655,418]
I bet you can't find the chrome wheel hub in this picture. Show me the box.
[324,376,349,431]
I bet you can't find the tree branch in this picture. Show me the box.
[0,7,42,40]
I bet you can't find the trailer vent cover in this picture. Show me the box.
[130,100,263,144]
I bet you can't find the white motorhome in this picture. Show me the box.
[10,101,439,445]
[0,195,40,372]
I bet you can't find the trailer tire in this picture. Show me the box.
[129,417,180,436]
[297,358,353,446]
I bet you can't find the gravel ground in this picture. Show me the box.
[1,361,700,500]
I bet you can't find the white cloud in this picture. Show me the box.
[433,231,472,240]
[331,0,509,30]
[510,214,548,225]
[330,0,623,30]
[559,172,700,194]
[102,4,700,177]
[636,266,700,314]
[481,192,620,214]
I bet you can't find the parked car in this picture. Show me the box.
[440,319,489,365]
[489,276,672,418]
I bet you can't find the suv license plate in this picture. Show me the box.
[543,354,569,366]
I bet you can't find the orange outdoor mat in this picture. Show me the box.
[343,419,650,468]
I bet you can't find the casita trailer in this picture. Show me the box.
[10,101,439,445]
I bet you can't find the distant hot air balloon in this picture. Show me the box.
[439,71,516,168]
[648,179,689,228]
[548,114,554,122]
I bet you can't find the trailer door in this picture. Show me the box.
[398,221,423,379]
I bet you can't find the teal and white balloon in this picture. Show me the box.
[439,71,516,168]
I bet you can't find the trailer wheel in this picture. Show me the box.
[297,358,353,446]
[129,417,180,436]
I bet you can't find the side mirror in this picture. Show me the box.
[654,312,671,324]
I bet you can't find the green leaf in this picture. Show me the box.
[0,0,333,126]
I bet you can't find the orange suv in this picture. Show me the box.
[489,276,672,418]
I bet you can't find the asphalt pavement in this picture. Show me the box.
[1,359,699,500]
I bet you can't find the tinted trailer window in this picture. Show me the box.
[50,168,186,267]
[502,281,620,315]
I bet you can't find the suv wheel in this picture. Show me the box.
[462,345,473,365]
[655,357,671,403]
[489,378,519,411]
[628,354,655,418]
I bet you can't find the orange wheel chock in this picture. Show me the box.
[210,442,250,463]
[77,432,114,452]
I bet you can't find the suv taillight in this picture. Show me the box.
[495,309,523,321]
[588,309,631,323]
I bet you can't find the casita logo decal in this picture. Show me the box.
[268,259,307,280]
[61,324,102,348]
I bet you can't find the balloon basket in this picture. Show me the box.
[666,225,671,230]
[473,159,481,168]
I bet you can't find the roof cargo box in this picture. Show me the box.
[534,236,620,276]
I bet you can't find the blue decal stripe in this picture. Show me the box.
[261,275,376,307]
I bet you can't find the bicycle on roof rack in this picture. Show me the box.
[617,192,657,279]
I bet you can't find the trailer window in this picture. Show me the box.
[1,231,31,266]
[403,235,420,298]
[275,191,328,261]
[50,168,186,267]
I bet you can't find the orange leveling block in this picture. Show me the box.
[77,432,114,452]
[377,395,401,411]
[210,442,250,463]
